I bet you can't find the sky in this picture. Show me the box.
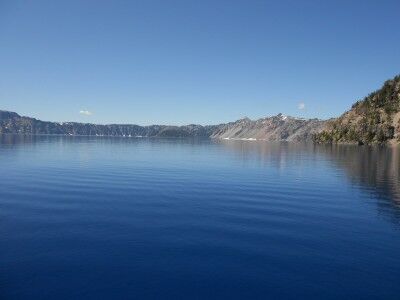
[1,0,400,125]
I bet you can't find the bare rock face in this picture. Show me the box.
[210,114,326,141]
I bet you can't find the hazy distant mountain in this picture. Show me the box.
[0,110,324,141]
[0,111,217,138]
[314,75,400,145]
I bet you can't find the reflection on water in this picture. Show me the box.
[321,145,400,202]
[219,139,400,222]
[2,134,400,206]
[2,134,400,203]
[1,135,400,299]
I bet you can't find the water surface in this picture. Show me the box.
[1,136,400,299]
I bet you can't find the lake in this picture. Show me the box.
[1,135,400,299]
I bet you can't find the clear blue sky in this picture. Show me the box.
[1,0,400,125]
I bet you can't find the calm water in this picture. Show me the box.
[1,136,400,299]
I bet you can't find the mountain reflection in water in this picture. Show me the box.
[219,140,400,221]
[1,135,400,299]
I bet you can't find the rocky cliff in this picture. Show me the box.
[210,114,325,141]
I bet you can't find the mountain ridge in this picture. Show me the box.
[0,110,324,141]
[2,74,400,144]
[313,75,400,145]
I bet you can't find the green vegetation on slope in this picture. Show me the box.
[314,75,400,144]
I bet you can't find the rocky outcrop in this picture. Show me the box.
[210,114,325,141]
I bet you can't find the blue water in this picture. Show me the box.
[1,135,400,299]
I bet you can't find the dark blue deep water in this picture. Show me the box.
[1,135,400,299]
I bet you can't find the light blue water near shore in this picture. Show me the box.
[1,135,400,299]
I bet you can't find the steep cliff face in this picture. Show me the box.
[314,75,400,145]
[210,114,325,141]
